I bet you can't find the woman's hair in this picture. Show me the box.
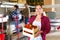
[35,4,42,8]
[35,4,44,16]
[14,5,19,9]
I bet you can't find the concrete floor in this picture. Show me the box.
[10,31,60,40]
[7,22,60,40]
[47,36,60,40]
[46,31,60,40]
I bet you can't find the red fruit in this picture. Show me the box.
[25,24,32,29]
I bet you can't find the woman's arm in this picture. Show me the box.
[35,17,51,37]
[42,17,51,34]
[35,30,43,37]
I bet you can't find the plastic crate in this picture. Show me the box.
[0,34,5,40]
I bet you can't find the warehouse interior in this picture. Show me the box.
[0,0,60,40]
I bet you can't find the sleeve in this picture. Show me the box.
[28,16,35,24]
[42,17,51,34]
[28,17,33,24]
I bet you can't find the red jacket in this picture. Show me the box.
[29,16,51,40]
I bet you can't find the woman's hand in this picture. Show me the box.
[35,30,43,37]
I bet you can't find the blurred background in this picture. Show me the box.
[0,0,60,40]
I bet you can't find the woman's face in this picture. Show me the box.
[35,5,43,15]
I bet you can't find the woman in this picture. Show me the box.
[21,4,29,24]
[28,5,51,40]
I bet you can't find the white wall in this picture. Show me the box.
[0,8,6,14]
[55,0,60,18]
